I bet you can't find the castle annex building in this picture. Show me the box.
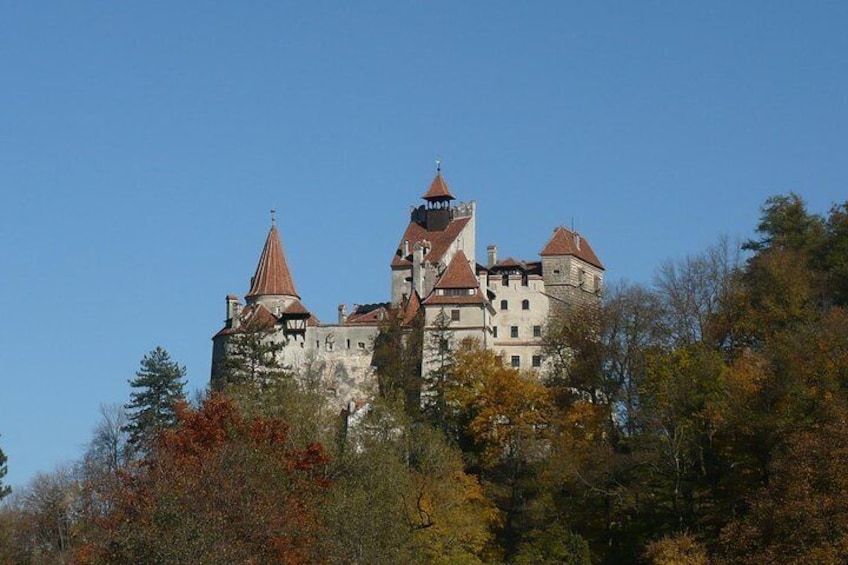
[212,169,604,405]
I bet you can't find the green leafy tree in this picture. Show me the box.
[123,347,186,454]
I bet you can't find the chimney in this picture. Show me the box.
[338,304,347,324]
[402,240,410,258]
[226,295,238,320]
[487,245,498,268]
[226,295,241,329]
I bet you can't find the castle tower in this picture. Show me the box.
[421,249,493,374]
[540,226,604,312]
[245,221,300,310]
[391,168,476,305]
[211,219,313,385]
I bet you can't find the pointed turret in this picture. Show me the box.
[246,223,300,300]
[421,171,456,203]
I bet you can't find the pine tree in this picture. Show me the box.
[0,435,10,500]
[212,319,290,391]
[123,347,187,454]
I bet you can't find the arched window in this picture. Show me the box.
[521,299,530,310]
[500,299,508,310]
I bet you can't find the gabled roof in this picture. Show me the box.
[391,216,471,267]
[434,250,479,289]
[400,291,421,326]
[492,257,529,270]
[246,224,300,299]
[423,251,488,306]
[421,172,456,201]
[540,226,604,269]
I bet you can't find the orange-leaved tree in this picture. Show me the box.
[81,394,329,565]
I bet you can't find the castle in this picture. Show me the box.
[211,168,604,405]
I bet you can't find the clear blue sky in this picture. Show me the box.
[1,2,846,489]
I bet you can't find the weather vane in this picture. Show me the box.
[435,156,442,173]
[270,209,276,225]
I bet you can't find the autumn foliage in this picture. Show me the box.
[81,395,329,564]
[4,193,848,564]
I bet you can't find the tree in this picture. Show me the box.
[123,347,186,454]
[3,465,83,564]
[86,395,329,564]
[325,397,499,564]
[445,339,553,555]
[423,309,456,433]
[372,308,424,413]
[0,434,9,501]
[212,318,290,391]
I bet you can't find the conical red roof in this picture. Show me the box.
[421,172,456,201]
[246,224,300,299]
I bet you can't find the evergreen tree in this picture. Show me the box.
[212,319,290,392]
[123,347,187,453]
[0,435,10,500]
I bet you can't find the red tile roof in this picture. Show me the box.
[539,226,604,269]
[400,291,421,326]
[246,225,300,299]
[423,251,488,306]
[345,303,390,325]
[421,172,456,201]
[493,257,529,270]
[434,250,479,289]
[391,216,471,267]
[282,299,310,317]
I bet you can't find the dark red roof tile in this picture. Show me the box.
[391,216,471,267]
[421,172,456,201]
[434,250,479,289]
[539,226,604,269]
[246,225,300,299]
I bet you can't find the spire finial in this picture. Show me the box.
[435,157,441,174]
[270,209,276,226]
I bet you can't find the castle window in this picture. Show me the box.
[511,355,520,368]
[492,326,498,338]
[358,342,366,349]
[533,325,542,338]
[532,355,542,368]
[502,274,509,286]
[521,274,528,286]
[500,300,508,310]
[522,299,530,310]
[511,326,519,338]
[346,339,351,349]
[445,288,467,296]
[451,309,460,322]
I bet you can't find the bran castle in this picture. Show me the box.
[211,169,604,406]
